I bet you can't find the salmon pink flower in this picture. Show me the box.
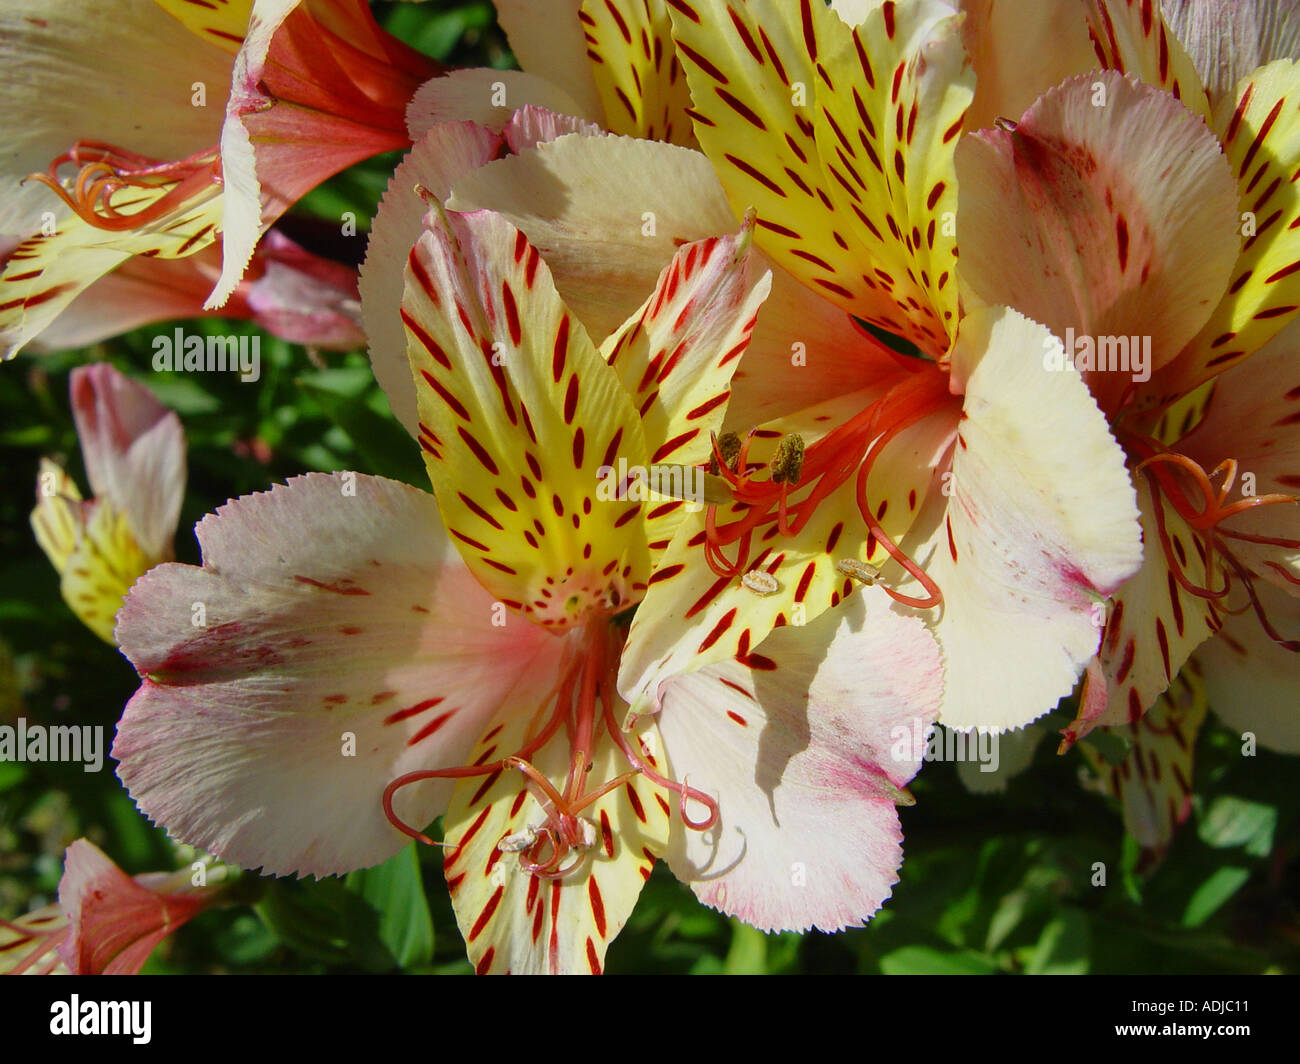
[31,363,185,644]
[0,839,233,976]
[16,228,364,352]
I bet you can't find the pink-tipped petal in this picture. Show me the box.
[503,105,603,154]
[957,71,1240,411]
[243,230,363,348]
[113,472,563,878]
[656,588,943,932]
[70,363,185,562]
[897,306,1143,732]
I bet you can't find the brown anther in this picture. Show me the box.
[836,558,881,585]
[741,570,780,596]
[769,434,805,485]
[708,431,743,475]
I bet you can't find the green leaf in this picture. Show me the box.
[256,878,397,972]
[721,921,767,975]
[384,3,495,60]
[1025,909,1090,974]
[0,760,27,792]
[1182,866,1252,928]
[296,370,428,486]
[879,945,1001,975]
[345,844,435,969]
[1198,796,1276,857]
[143,375,225,416]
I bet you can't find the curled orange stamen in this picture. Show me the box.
[24,141,221,232]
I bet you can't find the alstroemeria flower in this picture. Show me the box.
[111,188,947,971]
[436,2,1143,731]
[19,228,364,353]
[1078,0,1300,406]
[1083,561,1300,859]
[1093,321,1300,844]
[954,54,1300,738]
[393,3,887,434]
[0,0,436,358]
[31,363,185,644]
[0,839,232,976]
[1077,664,1207,862]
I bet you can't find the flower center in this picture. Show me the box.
[382,617,716,878]
[25,141,221,232]
[704,367,954,609]
[1128,434,1300,652]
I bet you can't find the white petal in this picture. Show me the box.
[113,472,564,877]
[656,589,943,932]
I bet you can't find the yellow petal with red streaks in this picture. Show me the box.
[812,0,972,354]
[619,384,955,706]
[443,693,670,975]
[580,0,698,145]
[668,0,971,356]
[1082,0,1211,120]
[1176,315,1300,594]
[447,134,880,429]
[0,188,222,359]
[666,0,868,319]
[600,217,771,560]
[402,206,651,628]
[1081,664,1206,856]
[151,0,252,53]
[1141,61,1300,407]
[31,459,83,575]
[1068,478,1219,739]
[58,499,153,645]
[1148,379,1214,447]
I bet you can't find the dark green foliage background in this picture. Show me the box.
[0,1,1295,975]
